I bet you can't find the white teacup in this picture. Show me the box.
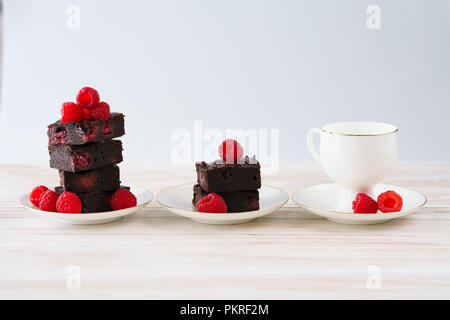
[307,121,398,211]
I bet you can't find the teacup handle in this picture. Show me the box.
[307,128,322,164]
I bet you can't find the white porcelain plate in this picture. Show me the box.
[21,186,153,225]
[292,183,427,225]
[156,184,289,225]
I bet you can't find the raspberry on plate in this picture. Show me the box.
[61,102,85,124]
[56,192,82,214]
[110,188,137,210]
[76,87,100,109]
[352,193,378,214]
[218,139,244,163]
[196,193,228,213]
[39,190,59,212]
[377,190,403,213]
[30,185,49,207]
[86,101,110,121]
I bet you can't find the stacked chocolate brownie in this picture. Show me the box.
[47,113,126,212]
[193,156,261,212]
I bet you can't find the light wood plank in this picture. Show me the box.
[0,163,449,299]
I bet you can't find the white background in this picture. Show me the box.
[1,0,449,165]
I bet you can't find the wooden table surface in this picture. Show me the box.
[1,163,449,299]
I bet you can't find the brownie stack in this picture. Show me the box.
[193,156,261,212]
[47,113,126,212]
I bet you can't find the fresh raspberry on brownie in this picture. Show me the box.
[86,101,110,121]
[218,139,244,163]
[76,87,100,109]
[61,102,85,124]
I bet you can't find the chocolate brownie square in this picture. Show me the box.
[192,184,259,213]
[59,165,120,193]
[48,113,125,145]
[55,186,130,213]
[195,156,261,192]
[49,140,123,172]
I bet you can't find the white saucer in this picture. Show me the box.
[292,183,427,225]
[21,186,153,225]
[156,184,289,225]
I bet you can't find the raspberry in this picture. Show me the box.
[352,193,378,214]
[76,87,100,109]
[61,102,85,124]
[377,190,403,213]
[30,185,49,207]
[39,190,58,212]
[196,193,228,213]
[218,139,244,163]
[85,101,110,121]
[83,107,91,120]
[110,189,137,210]
[56,192,82,213]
